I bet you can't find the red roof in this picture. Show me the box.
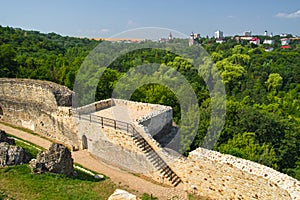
[250,37,260,41]
[281,45,291,49]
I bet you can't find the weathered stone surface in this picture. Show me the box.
[0,142,30,167]
[29,143,74,176]
[0,78,80,150]
[108,189,137,200]
[0,130,15,145]
[94,174,104,180]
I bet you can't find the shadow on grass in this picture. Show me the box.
[2,164,105,183]
[0,164,116,200]
[73,168,106,182]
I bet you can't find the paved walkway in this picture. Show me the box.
[0,123,188,200]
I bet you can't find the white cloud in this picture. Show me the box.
[99,28,110,33]
[276,10,300,18]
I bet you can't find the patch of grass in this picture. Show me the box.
[141,193,158,200]
[14,139,41,159]
[0,165,116,200]
[5,133,43,159]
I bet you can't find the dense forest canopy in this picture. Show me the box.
[0,25,299,180]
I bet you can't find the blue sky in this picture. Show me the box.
[1,0,300,38]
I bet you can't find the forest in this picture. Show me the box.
[0,25,299,180]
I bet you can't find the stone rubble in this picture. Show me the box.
[29,143,74,176]
[0,130,30,167]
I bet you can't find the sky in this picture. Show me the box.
[1,0,300,39]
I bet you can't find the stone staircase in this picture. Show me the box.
[77,112,182,187]
[131,129,182,187]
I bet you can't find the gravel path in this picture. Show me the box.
[0,123,188,200]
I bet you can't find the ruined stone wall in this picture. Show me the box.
[75,99,112,114]
[76,115,157,176]
[113,99,173,137]
[133,122,300,199]
[0,78,79,149]
[185,148,300,200]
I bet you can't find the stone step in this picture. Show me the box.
[95,114,182,187]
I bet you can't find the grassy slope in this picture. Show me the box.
[0,133,161,200]
[1,134,117,200]
[0,165,116,200]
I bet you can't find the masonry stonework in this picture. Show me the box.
[0,78,80,149]
[1,78,299,199]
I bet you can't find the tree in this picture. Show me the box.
[265,73,283,93]
[218,132,278,169]
[0,44,17,77]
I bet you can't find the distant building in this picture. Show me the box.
[243,31,252,36]
[189,32,200,46]
[168,32,173,40]
[216,38,225,44]
[249,37,260,45]
[159,32,173,43]
[281,38,290,46]
[263,39,275,45]
[280,33,288,37]
[264,30,268,36]
[215,30,223,39]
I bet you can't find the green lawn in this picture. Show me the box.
[0,165,116,200]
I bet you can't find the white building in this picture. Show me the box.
[263,39,275,45]
[249,37,260,45]
[189,32,200,46]
[280,33,288,37]
[216,38,225,44]
[281,38,290,46]
[243,31,252,36]
[215,30,223,39]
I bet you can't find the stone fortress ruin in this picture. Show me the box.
[0,78,299,199]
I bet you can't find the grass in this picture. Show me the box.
[0,165,116,200]
[141,193,158,200]
[13,138,42,158]
[1,132,117,199]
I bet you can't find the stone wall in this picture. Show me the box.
[75,99,112,114]
[76,115,158,177]
[76,98,173,137]
[185,148,300,200]
[113,99,173,137]
[132,122,300,199]
[0,78,79,149]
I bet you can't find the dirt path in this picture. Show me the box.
[0,124,188,200]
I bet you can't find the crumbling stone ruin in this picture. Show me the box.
[0,78,299,199]
[0,130,30,167]
[29,143,74,176]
